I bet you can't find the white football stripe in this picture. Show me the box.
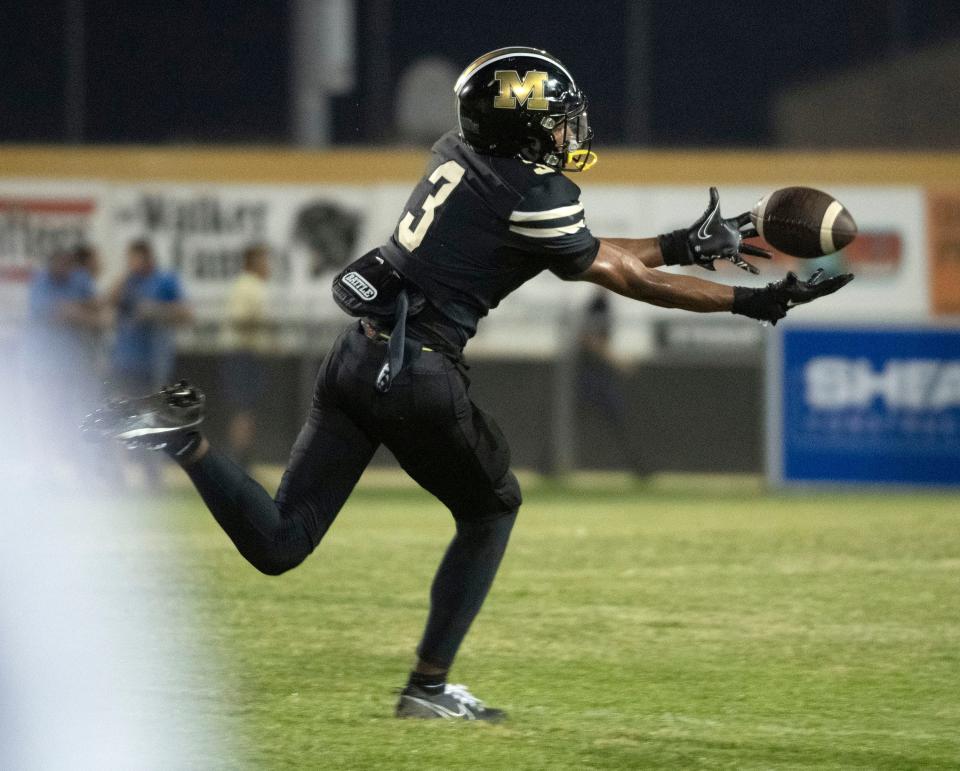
[752,193,770,240]
[509,203,584,222]
[509,222,586,238]
[820,200,844,254]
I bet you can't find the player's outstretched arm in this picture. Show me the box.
[578,239,854,323]
[598,237,667,268]
[579,239,734,312]
[575,187,853,322]
[573,185,770,311]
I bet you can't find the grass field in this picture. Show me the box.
[135,479,960,769]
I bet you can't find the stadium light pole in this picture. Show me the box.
[290,0,356,147]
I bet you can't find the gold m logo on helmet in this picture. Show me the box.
[493,70,549,110]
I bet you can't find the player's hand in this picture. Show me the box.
[686,187,772,274]
[732,268,855,324]
[657,187,771,273]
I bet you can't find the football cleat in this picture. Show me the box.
[81,381,205,450]
[395,683,505,722]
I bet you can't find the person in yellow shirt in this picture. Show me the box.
[223,244,272,468]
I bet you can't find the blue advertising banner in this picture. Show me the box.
[768,326,960,486]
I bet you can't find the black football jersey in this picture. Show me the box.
[378,130,599,351]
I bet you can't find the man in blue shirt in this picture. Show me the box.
[23,249,100,468]
[26,249,98,363]
[108,239,191,395]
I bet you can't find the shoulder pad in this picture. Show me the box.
[514,168,582,213]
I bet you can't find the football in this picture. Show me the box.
[750,186,857,258]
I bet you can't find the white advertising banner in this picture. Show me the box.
[104,183,375,320]
[0,178,929,353]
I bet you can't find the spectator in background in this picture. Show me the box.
[27,248,99,348]
[223,244,272,469]
[21,249,101,473]
[576,289,647,476]
[107,239,191,489]
[108,239,191,395]
[74,243,102,280]
[73,243,108,376]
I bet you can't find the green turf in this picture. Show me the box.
[139,482,960,769]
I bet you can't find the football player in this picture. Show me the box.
[85,47,853,721]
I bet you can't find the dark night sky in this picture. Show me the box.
[2,0,958,146]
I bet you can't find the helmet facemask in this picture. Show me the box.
[536,95,596,172]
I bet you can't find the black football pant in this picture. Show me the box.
[182,325,521,668]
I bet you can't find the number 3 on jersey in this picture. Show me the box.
[397,160,465,251]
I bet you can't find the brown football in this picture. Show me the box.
[750,187,857,258]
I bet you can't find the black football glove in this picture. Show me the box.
[732,268,855,324]
[658,187,772,274]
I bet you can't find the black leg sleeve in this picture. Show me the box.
[183,395,377,576]
[416,512,517,668]
[184,448,315,575]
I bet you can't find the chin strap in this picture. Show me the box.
[566,148,598,171]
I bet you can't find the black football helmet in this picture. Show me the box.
[454,46,595,171]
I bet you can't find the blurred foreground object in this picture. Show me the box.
[20,249,100,477]
[0,359,227,767]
